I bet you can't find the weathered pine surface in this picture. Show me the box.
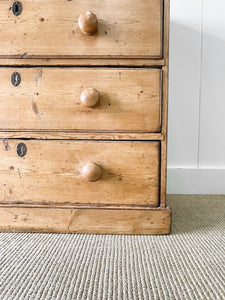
[0,131,164,141]
[0,0,171,234]
[0,0,162,58]
[0,68,161,132]
[0,206,171,234]
[0,140,160,206]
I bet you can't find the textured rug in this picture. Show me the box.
[0,195,225,300]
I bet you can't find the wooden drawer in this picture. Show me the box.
[0,140,160,207]
[0,0,162,58]
[0,68,161,132]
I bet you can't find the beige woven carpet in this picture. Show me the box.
[0,195,225,300]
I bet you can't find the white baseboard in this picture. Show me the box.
[167,168,225,194]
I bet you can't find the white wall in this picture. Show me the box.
[167,0,225,194]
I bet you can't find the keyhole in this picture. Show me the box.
[16,142,27,158]
[12,1,22,16]
[11,72,21,87]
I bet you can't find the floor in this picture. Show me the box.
[0,195,224,300]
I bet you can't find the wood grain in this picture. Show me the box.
[0,58,165,67]
[0,68,161,132]
[0,0,162,58]
[162,0,170,136]
[0,131,164,141]
[0,139,160,206]
[0,0,171,234]
[163,0,170,67]
[160,0,170,207]
[0,206,171,234]
[160,67,169,207]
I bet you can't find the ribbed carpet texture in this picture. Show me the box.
[0,195,225,300]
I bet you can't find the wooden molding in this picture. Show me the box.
[0,205,171,235]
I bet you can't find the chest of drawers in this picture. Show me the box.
[0,0,171,234]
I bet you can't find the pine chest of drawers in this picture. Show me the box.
[0,0,171,234]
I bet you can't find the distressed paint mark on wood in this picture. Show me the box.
[3,140,11,151]
[36,70,42,87]
[32,98,42,119]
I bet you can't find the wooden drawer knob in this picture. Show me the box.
[78,11,98,35]
[83,163,102,182]
[80,88,100,107]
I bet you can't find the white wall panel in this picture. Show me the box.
[198,0,225,168]
[167,0,225,194]
[167,0,202,168]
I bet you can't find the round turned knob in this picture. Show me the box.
[80,88,100,107]
[83,163,102,182]
[78,11,98,35]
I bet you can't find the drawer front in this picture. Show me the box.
[0,0,162,58]
[0,140,160,206]
[0,68,161,132]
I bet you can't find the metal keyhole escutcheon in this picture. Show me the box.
[16,142,27,157]
[12,1,22,16]
[11,72,21,87]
